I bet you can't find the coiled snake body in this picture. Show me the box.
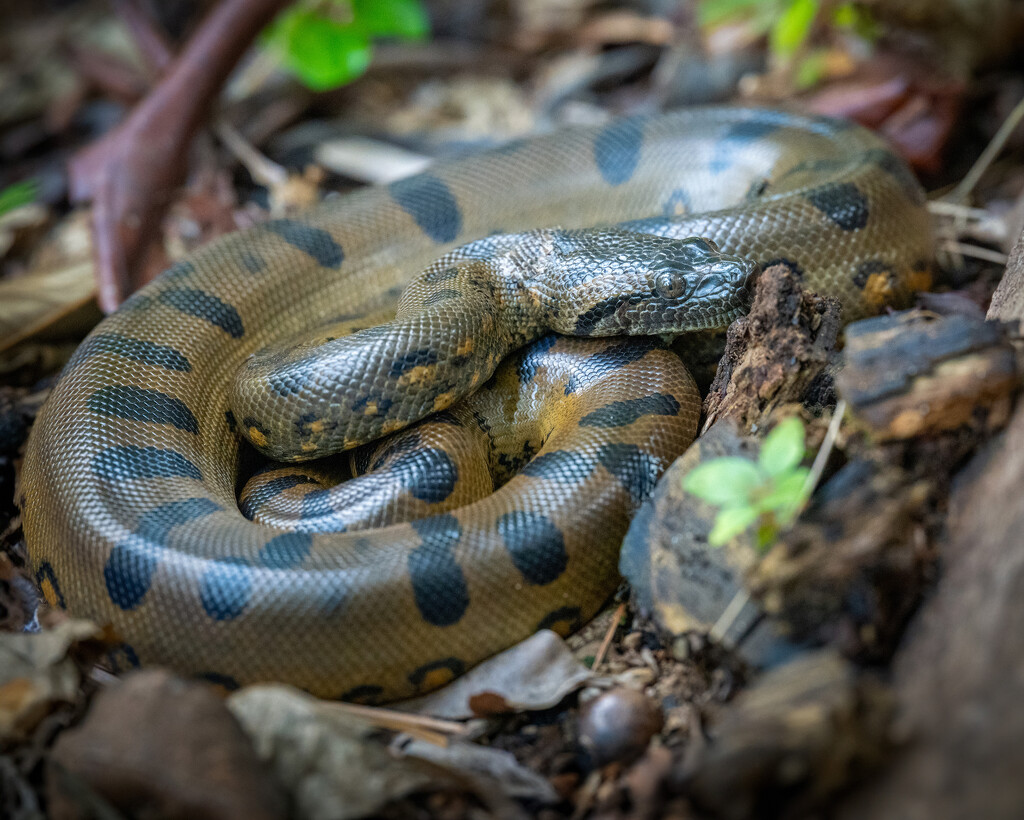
[22,107,933,700]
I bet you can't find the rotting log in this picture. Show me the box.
[832,237,1024,819]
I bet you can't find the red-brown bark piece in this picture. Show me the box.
[47,669,287,820]
[69,0,292,312]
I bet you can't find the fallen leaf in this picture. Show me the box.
[228,685,462,820]
[0,619,102,745]
[399,737,558,804]
[0,210,97,355]
[400,630,594,719]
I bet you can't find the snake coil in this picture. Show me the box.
[22,107,933,700]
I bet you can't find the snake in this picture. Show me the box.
[21,107,933,701]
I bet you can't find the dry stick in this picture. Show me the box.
[324,702,471,747]
[946,94,1024,205]
[71,0,294,312]
[938,240,1008,265]
[592,601,628,670]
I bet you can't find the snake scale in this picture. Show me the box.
[21,107,933,701]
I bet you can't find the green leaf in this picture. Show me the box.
[709,505,760,546]
[769,0,819,58]
[683,457,763,507]
[757,467,810,518]
[794,49,830,89]
[0,179,37,216]
[758,417,806,477]
[269,8,372,91]
[696,0,766,28]
[352,0,429,40]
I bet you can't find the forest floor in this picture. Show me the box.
[3,1,1024,818]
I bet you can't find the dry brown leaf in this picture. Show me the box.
[399,737,557,804]
[228,685,460,820]
[0,619,102,745]
[0,210,96,354]
[400,629,594,720]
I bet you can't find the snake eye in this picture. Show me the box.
[655,271,686,299]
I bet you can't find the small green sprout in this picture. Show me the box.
[0,179,38,217]
[696,0,879,89]
[263,0,429,92]
[683,417,811,550]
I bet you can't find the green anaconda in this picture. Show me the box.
[21,106,934,700]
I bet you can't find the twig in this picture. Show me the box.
[709,588,751,645]
[798,398,846,511]
[937,240,1008,265]
[214,117,288,187]
[592,602,627,669]
[324,701,471,747]
[945,94,1024,205]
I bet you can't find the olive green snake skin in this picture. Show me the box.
[21,107,933,700]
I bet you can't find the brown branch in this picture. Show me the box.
[70,0,294,312]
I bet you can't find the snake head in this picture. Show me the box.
[549,230,758,336]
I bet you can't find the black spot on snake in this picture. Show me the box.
[105,643,141,673]
[805,182,869,231]
[92,445,202,481]
[240,474,319,520]
[258,531,313,568]
[224,410,237,433]
[104,497,221,610]
[662,187,691,217]
[407,515,470,626]
[597,443,661,505]
[496,511,567,586]
[35,562,65,609]
[265,218,345,268]
[158,288,245,338]
[200,672,241,691]
[580,393,680,428]
[162,260,194,282]
[351,395,393,417]
[594,116,647,185]
[341,684,385,705]
[389,174,463,243]
[520,450,595,484]
[87,385,199,434]
[408,657,466,689]
[200,556,252,621]
[516,334,559,383]
[390,348,439,377]
[853,259,891,289]
[564,337,659,395]
[429,410,463,427]
[710,117,783,174]
[392,448,459,503]
[537,605,583,636]
[74,333,192,372]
